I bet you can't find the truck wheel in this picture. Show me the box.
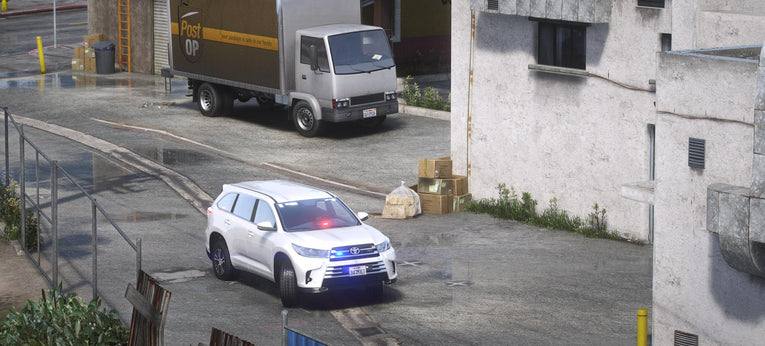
[211,239,237,280]
[198,83,233,117]
[292,101,322,137]
[279,261,299,307]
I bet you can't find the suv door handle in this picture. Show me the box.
[248,231,254,237]
[224,219,231,226]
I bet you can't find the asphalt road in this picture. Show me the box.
[0,70,653,345]
[0,8,88,56]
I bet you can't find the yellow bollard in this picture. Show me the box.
[36,36,46,74]
[637,309,648,346]
[1,0,6,12]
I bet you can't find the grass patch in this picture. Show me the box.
[466,183,623,241]
[0,181,40,252]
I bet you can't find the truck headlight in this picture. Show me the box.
[292,244,330,258]
[375,239,391,253]
[332,98,350,109]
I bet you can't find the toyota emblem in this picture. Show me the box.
[350,247,360,255]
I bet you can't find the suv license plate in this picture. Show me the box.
[349,266,367,276]
[363,108,377,118]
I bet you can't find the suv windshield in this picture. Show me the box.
[276,198,360,232]
[328,29,395,75]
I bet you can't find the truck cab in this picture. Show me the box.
[292,25,398,137]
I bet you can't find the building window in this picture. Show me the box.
[661,33,672,51]
[537,21,587,70]
[638,0,665,8]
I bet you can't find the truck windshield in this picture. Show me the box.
[328,29,395,75]
[276,198,360,232]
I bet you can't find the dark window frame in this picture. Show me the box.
[534,19,588,70]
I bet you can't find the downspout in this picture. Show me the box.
[467,11,475,179]
[648,124,655,244]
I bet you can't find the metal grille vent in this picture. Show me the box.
[487,0,499,11]
[674,330,699,346]
[638,0,665,8]
[350,93,384,106]
[689,138,706,169]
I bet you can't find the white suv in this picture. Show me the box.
[205,180,397,307]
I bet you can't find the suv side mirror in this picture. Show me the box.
[257,221,277,231]
[309,44,319,71]
[357,212,369,222]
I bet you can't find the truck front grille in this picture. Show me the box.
[330,244,378,262]
[351,93,384,106]
[324,261,387,279]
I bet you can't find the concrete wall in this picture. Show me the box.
[452,0,672,241]
[653,49,762,344]
[87,0,153,74]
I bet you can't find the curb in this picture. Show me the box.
[399,103,450,121]
[0,4,87,17]
[10,239,24,256]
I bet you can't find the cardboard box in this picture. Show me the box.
[83,33,106,48]
[418,157,452,178]
[418,175,468,196]
[74,46,84,60]
[451,193,472,212]
[381,195,417,219]
[419,193,450,215]
[71,59,83,71]
[88,58,96,72]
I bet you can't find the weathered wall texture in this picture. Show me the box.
[452,0,669,241]
[87,0,153,74]
[653,49,762,345]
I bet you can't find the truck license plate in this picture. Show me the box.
[363,108,377,118]
[349,265,367,276]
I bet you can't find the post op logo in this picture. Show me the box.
[177,7,202,63]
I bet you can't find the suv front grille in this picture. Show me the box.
[324,261,387,279]
[330,244,378,262]
[350,93,384,106]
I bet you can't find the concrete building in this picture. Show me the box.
[453,0,765,344]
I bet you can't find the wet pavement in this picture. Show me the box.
[0,8,650,344]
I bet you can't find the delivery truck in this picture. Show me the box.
[167,0,399,137]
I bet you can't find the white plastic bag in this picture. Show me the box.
[381,181,421,219]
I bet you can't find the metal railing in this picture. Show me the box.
[2,106,141,299]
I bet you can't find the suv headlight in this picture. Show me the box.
[292,244,329,258]
[375,239,391,253]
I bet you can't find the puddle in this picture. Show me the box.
[0,72,154,90]
[131,147,213,166]
[107,211,189,223]
[151,268,206,284]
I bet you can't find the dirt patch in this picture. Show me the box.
[0,240,49,321]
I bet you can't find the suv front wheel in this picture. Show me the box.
[279,261,299,307]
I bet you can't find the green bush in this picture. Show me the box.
[0,181,40,252]
[401,75,451,112]
[466,183,622,240]
[0,283,128,345]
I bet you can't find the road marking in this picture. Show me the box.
[446,281,470,287]
[399,260,422,267]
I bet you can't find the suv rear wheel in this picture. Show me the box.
[211,239,237,280]
[279,261,299,307]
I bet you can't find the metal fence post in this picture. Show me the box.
[19,124,25,251]
[136,238,142,285]
[282,310,288,346]
[92,200,98,299]
[4,107,8,187]
[51,160,58,286]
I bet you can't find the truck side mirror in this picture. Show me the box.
[309,44,319,71]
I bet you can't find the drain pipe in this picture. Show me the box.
[466,11,476,179]
[648,124,655,244]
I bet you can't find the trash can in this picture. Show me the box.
[92,41,115,74]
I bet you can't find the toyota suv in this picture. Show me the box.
[205,180,397,307]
